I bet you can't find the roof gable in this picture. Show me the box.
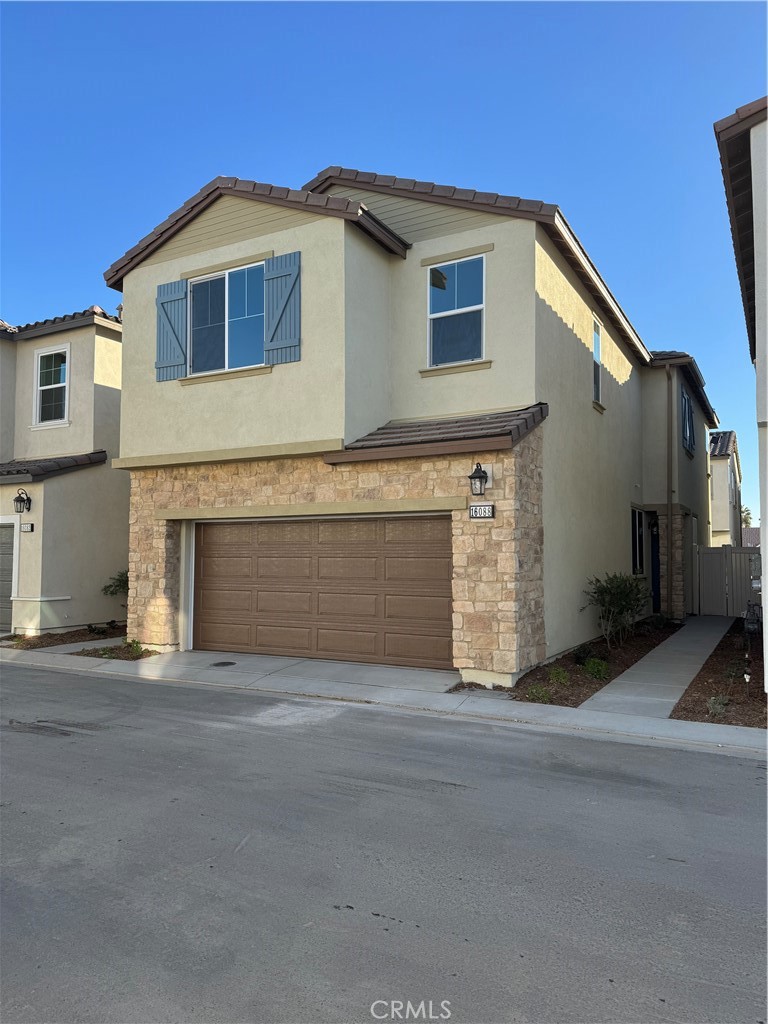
[104,177,408,290]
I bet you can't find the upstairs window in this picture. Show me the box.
[593,319,602,404]
[428,256,484,366]
[189,263,265,374]
[35,346,68,424]
[631,508,645,575]
[681,388,695,454]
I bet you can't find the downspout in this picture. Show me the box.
[665,364,674,617]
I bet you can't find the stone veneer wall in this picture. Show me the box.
[127,429,545,680]
[658,510,686,620]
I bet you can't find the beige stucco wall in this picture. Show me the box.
[0,465,129,634]
[673,373,712,546]
[710,455,741,545]
[750,120,767,662]
[118,197,347,461]
[534,226,646,656]
[388,219,537,423]
[0,338,16,462]
[13,325,96,460]
[343,228,392,444]
[93,327,123,457]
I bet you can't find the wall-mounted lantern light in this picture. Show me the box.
[13,488,31,513]
[468,463,488,497]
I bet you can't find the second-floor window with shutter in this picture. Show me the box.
[189,263,266,374]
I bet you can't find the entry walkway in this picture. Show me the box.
[579,616,735,718]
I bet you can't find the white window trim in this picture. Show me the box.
[32,342,70,426]
[426,253,485,369]
[592,316,602,405]
[187,260,267,377]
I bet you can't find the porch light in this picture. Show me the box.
[468,463,488,497]
[13,488,31,513]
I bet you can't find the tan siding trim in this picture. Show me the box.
[419,360,493,378]
[180,251,274,279]
[421,244,494,267]
[113,438,344,469]
[155,497,467,521]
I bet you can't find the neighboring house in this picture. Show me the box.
[104,169,716,684]
[742,526,760,548]
[641,351,718,618]
[708,430,743,547]
[0,307,129,635]
[715,96,766,661]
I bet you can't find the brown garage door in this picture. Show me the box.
[193,516,453,669]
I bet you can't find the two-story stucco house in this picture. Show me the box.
[104,169,717,684]
[0,307,130,634]
[708,430,743,547]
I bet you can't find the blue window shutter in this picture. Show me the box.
[156,280,188,381]
[264,252,300,365]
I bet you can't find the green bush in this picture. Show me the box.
[582,573,650,649]
[548,666,570,686]
[124,638,144,657]
[706,694,730,718]
[526,684,553,704]
[102,570,129,600]
[572,643,594,665]
[584,657,610,681]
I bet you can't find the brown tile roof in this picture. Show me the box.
[649,351,718,429]
[346,404,548,450]
[0,450,108,482]
[714,97,767,363]
[1,306,121,341]
[742,526,760,547]
[709,430,738,458]
[104,178,409,289]
[303,166,559,219]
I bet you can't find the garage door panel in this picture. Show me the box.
[385,557,452,582]
[318,556,378,580]
[200,589,252,613]
[194,516,453,669]
[385,594,452,623]
[255,624,313,650]
[318,592,378,618]
[257,590,313,614]
[257,556,312,578]
[385,632,452,663]
[201,556,252,579]
[198,621,251,647]
[317,628,378,657]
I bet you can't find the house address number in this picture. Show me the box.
[20,523,34,533]
[469,504,495,520]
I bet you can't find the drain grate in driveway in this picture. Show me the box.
[209,661,237,667]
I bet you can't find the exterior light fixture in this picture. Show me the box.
[468,463,488,497]
[13,488,31,513]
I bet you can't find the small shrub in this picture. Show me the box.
[526,684,553,704]
[548,666,570,686]
[99,647,116,659]
[707,694,730,718]
[582,573,650,648]
[102,570,129,602]
[584,657,610,681]
[573,644,594,666]
[124,638,144,657]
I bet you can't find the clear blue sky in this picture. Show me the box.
[1,1,765,515]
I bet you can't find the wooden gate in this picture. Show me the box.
[699,545,761,616]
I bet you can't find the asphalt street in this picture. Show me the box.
[1,663,765,1024]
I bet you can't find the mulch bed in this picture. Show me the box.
[452,618,682,707]
[68,644,158,661]
[7,625,126,650]
[670,621,765,729]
